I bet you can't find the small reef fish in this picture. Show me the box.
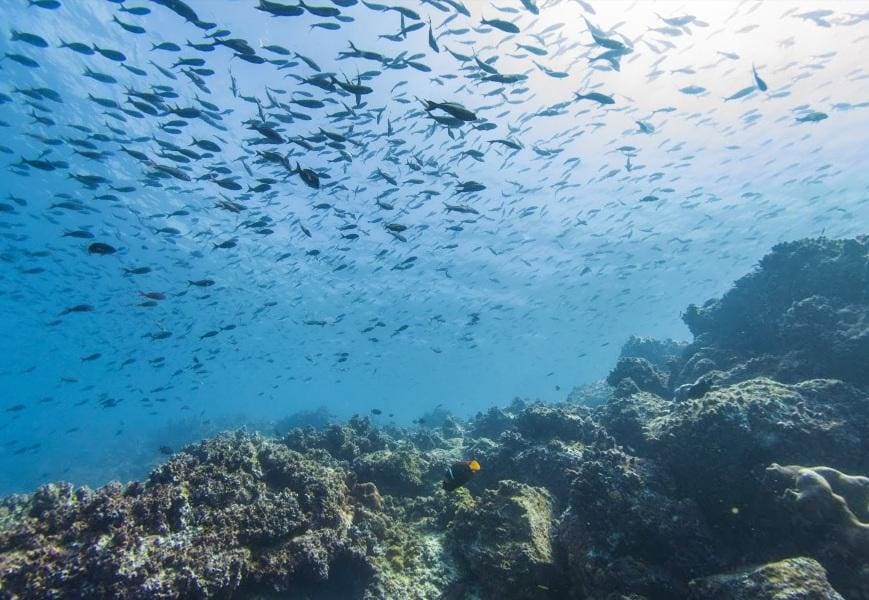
[442,459,480,491]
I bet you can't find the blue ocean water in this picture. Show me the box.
[0,0,866,496]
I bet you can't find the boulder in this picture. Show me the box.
[689,557,844,600]
[557,448,719,599]
[675,236,869,388]
[447,480,558,599]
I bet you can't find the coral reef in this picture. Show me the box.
[619,335,689,371]
[606,356,671,397]
[566,380,613,407]
[0,432,377,599]
[689,557,845,600]
[2,236,868,599]
[675,236,869,388]
[644,378,868,522]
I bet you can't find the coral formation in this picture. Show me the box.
[606,356,670,397]
[0,432,382,599]
[619,335,689,371]
[675,236,869,388]
[2,236,868,599]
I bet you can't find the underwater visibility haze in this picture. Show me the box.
[0,0,868,598]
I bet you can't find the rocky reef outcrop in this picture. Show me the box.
[689,557,845,600]
[1,236,867,599]
[448,480,557,599]
[674,236,869,389]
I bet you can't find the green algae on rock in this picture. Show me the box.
[689,557,845,600]
[447,480,557,599]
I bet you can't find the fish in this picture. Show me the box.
[4,53,39,68]
[456,181,486,193]
[214,239,238,249]
[92,45,127,62]
[153,42,181,52]
[795,111,828,123]
[422,99,477,122]
[752,64,768,92]
[520,0,538,14]
[139,292,166,300]
[724,86,756,101]
[88,242,117,255]
[11,30,48,48]
[444,203,479,214]
[575,92,615,105]
[480,17,519,34]
[112,15,146,34]
[60,304,95,315]
[442,459,480,491]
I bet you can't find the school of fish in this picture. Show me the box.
[0,0,867,490]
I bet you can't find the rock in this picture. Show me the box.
[678,355,720,383]
[447,480,558,599]
[513,403,597,443]
[689,557,844,600]
[673,374,714,402]
[597,391,671,453]
[675,236,869,388]
[468,399,525,439]
[619,335,689,371]
[351,482,384,512]
[644,378,869,526]
[475,438,589,507]
[607,357,671,398]
[613,376,642,398]
[557,448,719,599]
[765,464,869,598]
[565,379,612,407]
[1,236,867,600]
[283,414,392,461]
[352,447,427,496]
